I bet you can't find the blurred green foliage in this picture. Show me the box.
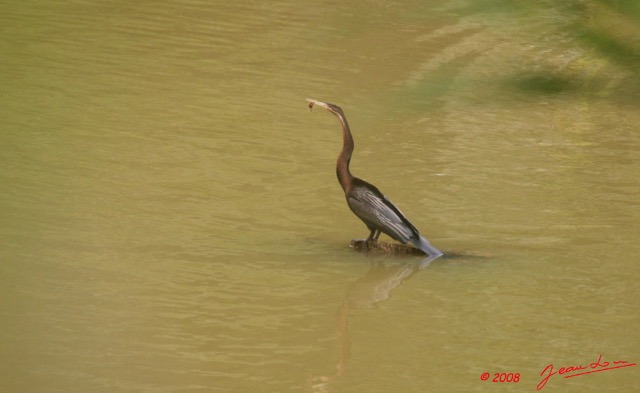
[578,0,640,64]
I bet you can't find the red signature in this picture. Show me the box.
[537,354,636,390]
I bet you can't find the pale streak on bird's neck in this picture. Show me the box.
[335,112,354,192]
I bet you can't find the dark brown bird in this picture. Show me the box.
[307,98,442,257]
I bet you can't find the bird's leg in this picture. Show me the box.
[351,230,381,250]
[363,229,381,249]
[366,229,378,241]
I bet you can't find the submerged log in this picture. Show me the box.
[349,239,425,255]
[349,239,491,258]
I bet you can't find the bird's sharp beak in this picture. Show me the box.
[306,98,330,111]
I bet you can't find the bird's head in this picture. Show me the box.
[306,98,346,119]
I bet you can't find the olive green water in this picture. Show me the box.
[2,1,639,392]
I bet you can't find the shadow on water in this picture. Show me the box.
[574,1,640,99]
[509,0,640,100]
[392,0,640,117]
[510,74,577,95]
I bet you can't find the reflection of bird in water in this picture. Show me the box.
[343,259,425,308]
[307,99,442,258]
[310,258,435,393]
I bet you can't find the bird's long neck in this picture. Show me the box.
[335,112,354,192]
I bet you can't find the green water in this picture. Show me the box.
[1,1,639,392]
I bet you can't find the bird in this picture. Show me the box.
[306,98,443,258]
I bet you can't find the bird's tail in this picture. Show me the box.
[413,236,444,258]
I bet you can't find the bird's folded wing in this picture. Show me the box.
[348,188,414,243]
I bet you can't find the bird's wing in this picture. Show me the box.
[347,186,417,243]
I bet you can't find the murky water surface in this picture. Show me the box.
[2,1,639,392]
